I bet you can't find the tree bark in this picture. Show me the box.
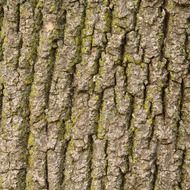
[0,0,190,189]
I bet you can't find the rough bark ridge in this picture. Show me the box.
[0,0,190,190]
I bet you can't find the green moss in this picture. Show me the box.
[3,36,7,44]
[30,0,38,10]
[81,46,89,54]
[144,100,151,113]
[50,5,56,12]
[126,62,132,75]
[99,58,105,69]
[94,95,100,101]
[64,120,73,139]
[167,1,175,11]
[140,62,146,68]
[95,79,102,93]
[81,35,92,52]
[36,0,43,9]
[97,112,106,139]
[147,117,153,125]
[185,151,190,160]
[102,0,110,5]
[97,125,105,139]
[28,133,35,147]
[67,139,75,151]
[157,32,164,43]
[90,184,96,190]
[71,114,78,125]
[102,9,112,32]
[24,76,33,85]
[20,6,28,17]
[124,53,143,65]
[26,174,33,190]
[28,149,35,170]
[30,86,39,98]
[125,54,134,63]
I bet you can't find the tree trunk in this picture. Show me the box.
[0,0,190,189]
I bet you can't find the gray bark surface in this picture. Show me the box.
[0,0,190,189]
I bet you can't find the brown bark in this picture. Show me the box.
[0,0,190,190]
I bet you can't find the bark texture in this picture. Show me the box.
[0,0,190,189]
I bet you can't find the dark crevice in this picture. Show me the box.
[161,59,170,119]
[45,40,58,109]
[92,51,102,93]
[133,0,142,30]
[0,83,4,126]
[94,92,103,137]
[179,79,185,122]
[143,80,148,105]
[0,10,2,42]
[108,2,114,35]
[45,153,49,190]
[103,139,108,190]
[119,32,127,65]
[126,97,137,175]
[88,135,93,190]
[127,96,136,163]
[128,128,135,161]
[127,95,134,130]
[113,72,120,114]
[152,149,158,190]
[184,32,190,66]
[0,3,4,127]
[175,79,185,149]
[16,2,20,33]
[161,85,166,119]
[16,35,23,71]
[143,63,150,106]
[60,138,71,187]
[148,114,155,148]
[178,149,186,190]
[160,0,169,61]
[119,168,125,190]
[141,47,145,63]
[15,2,23,71]
[44,45,58,190]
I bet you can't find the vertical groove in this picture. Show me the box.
[178,149,186,189]
[176,79,185,149]
[0,3,4,130]
[160,0,169,61]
